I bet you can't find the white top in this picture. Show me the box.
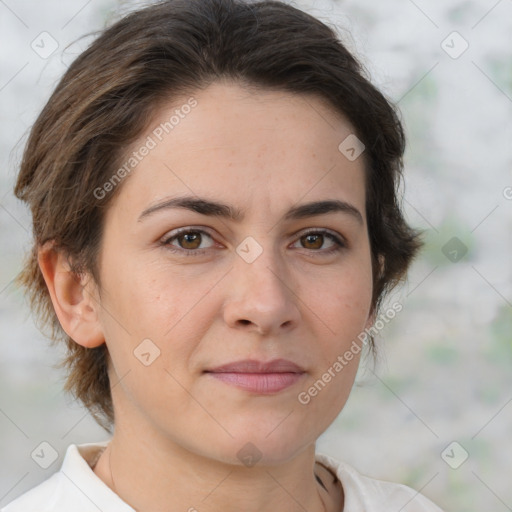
[1,442,444,511]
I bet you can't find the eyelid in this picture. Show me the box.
[161,226,218,247]
[160,226,347,255]
[295,227,347,246]
[289,228,347,255]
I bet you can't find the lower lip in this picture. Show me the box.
[206,372,305,394]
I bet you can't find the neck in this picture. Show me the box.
[94,425,333,512]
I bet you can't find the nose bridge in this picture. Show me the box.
[235,235,290,300]
[223,234,300,333]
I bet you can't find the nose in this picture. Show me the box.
[222,246,301,336]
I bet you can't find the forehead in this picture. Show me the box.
[109,81,367,223]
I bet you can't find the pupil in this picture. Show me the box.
[183,232,200,249]
[305,234,322,249]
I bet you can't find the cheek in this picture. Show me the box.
[310,262,373,337]
[98,256,219,375]
[299,270,370,423]
[99,255,184,335]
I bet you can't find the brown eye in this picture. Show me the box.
[301,233,324,250]
[292,229,345,255]
[162,228,215,254]
[178,231,202,250]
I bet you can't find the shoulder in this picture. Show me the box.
[1,472,62,512]
[1,442,133,512]
[315,452,444,512]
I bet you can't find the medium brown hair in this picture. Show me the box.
[14,0,422,431]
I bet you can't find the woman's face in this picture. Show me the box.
[93,81,373,464]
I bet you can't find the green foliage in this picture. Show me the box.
[421,215,474,268]
[426,343,459,364]
[486,305,512,364]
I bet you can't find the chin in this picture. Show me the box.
[225,428,314,468]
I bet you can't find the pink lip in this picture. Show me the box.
[207,358,304,373]
[205,359,306,394]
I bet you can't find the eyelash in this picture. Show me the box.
[161,227,346,257]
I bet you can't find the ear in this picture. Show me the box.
[38,242,105,348]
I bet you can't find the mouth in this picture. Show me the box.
[204,358,307,394]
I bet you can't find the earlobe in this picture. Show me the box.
[38,242,105,348]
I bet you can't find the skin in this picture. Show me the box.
[39,80,374,512]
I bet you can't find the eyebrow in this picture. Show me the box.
[138,196,363,225]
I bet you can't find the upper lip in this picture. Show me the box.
[205,359,305,374]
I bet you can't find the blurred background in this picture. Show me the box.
[1,0,511,510]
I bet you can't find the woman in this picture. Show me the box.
[3,0,443,510]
